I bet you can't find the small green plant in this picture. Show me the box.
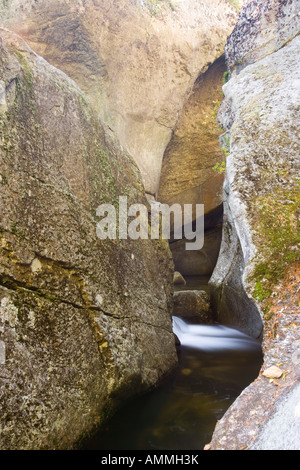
[168,0,177,11]
[226,0,242,12]
[0,173,8,185]
[223,71,230,85]
[212,161,226,174]
[223,135,230,147]
[144,0,177,16]
[212,142,229,174]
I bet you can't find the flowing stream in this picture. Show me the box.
[83,316,263,450]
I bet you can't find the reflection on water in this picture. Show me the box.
[83,317,263,450]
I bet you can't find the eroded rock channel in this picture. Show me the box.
[0,0,299,451]
[82,317,263,450]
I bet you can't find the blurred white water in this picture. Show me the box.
[172,316,261,352]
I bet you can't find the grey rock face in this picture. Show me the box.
[210,12,300,337]
[209,0,300,450]
[209,188,263,339]
[250,382,300,450]
[0,29,177,450]
[225,0,300,72]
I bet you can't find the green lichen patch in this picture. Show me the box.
[14,51,34,89]
[251,183,300,312]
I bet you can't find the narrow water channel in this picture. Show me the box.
[83,316,263,450]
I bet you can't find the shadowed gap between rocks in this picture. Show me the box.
[157,55,264,340]
[156,56,227,325]
[170,204,223,325]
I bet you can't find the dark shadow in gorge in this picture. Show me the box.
[81,317,263,450]
[169,204,224,280]
[81,205,265,450]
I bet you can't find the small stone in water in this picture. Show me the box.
[181,368,192,376]
[173,271,186,285]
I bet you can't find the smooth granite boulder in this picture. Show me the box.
[0,29,177,450]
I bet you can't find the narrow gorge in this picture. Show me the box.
[0,0,299,451]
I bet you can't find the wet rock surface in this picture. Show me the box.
[171,225,222,277]
[170,204,224,278]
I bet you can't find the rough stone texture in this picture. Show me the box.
[225,0,300,72]
[209,0,300,450]
[210,30,300,337]
[0,29,177,450]
[0,0,238,196]
[251,382,300,450]
[210,263,300,450]
[173,290,213,322]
